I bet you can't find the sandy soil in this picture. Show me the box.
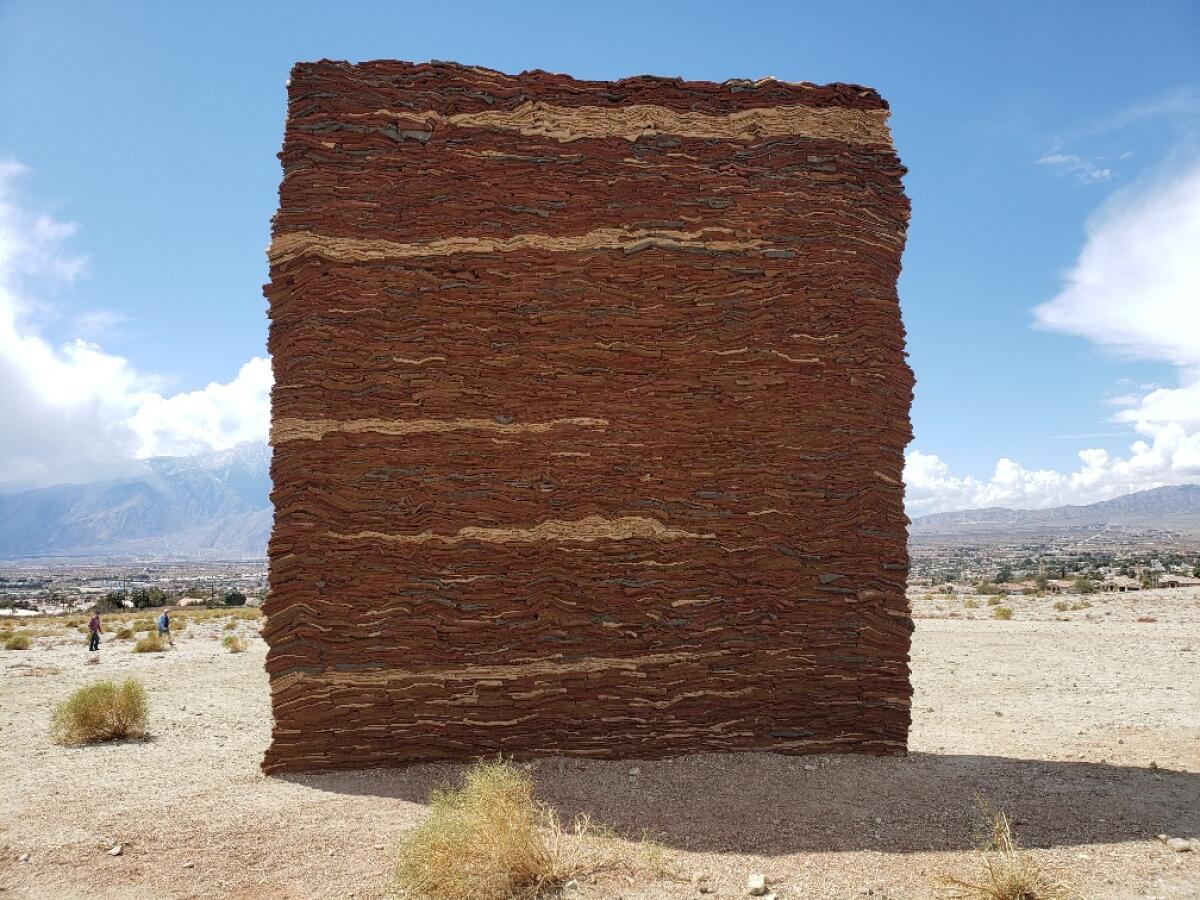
[2,591,1198,899]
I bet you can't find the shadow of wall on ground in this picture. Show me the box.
[276,750,1200,854]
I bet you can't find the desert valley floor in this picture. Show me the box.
[2,590,1198,899]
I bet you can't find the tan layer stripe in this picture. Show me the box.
[272,647,799,693]
[268,226,767,265]
[326,515,714,546]
[273,415,607,443]
[353,100,892,145]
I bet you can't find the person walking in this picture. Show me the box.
[87,612,101,652]
[157,609,173,646]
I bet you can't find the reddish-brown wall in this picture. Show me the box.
[262,60,913,773]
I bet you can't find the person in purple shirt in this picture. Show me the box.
[88,613,101,652]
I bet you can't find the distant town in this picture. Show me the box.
[0,561,266,615]
[4,524,1199,617]
[910,526,1200,595]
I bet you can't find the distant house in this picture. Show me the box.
[1045,579,1074,594]
[1100,576,1141,593]
[1159,575,1200,589]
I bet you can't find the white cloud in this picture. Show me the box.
[1074,87,1200,140]
[1032,162,1200,365]
[130,357,272,459]
[1037,151,1115,184]
[908,157,1200,515]
[0,161,270,490]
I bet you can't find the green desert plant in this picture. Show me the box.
[132,633,168,653]
[222,634,247,653]
[395,758,607,900]
[992,607,1013,621]
[51,679,148,745]
[4,631,31,650]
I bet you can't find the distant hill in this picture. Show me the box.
[911,484,1200,536]
[0,443,271,560]
[4,450,1196,558]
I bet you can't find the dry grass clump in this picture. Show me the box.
[223,634,247,653]
[224,619,238,631]
[4,631,31,650]
[51,678,148,745]
[963,598,980,609]
[131,618,154,633]
[939,811,1074,899]
[132,633,168,653]
[1053,600,1069,612]
[992,607,1013,621]
[396,758,611,900]
[115,626,134,640]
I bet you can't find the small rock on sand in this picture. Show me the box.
[747,872,767,895]
[107,844,122,856]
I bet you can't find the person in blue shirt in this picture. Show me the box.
[156,609,173,646]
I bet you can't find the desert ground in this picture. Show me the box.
[2,590,1198,899]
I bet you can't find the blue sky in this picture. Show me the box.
[1,1,1198,510]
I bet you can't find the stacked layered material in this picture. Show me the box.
[262,60,914,773]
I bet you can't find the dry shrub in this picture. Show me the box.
[131,618,154,633]
[1053,600,1069,612]
[51,678,148,745]
[963,598,980,609]
[939,811,1074,900]
[396,758,611,900]
[115,627,134,640]
[4,632,31,650]
[223,634,247,653]
[224,619,238,631]
[992,607,1013,620]
[132,633,168,653]
[986,596,1002,607]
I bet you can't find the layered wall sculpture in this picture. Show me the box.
[261,60,914,773]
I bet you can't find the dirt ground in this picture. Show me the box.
[2,590,1198,899]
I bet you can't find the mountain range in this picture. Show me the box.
[0,442,272,560]
[911,483,1200,535]
[2,444,1197,559]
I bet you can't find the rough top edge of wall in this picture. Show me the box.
[287,58,890,110]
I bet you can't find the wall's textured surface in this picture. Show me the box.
[262,60,913,773]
